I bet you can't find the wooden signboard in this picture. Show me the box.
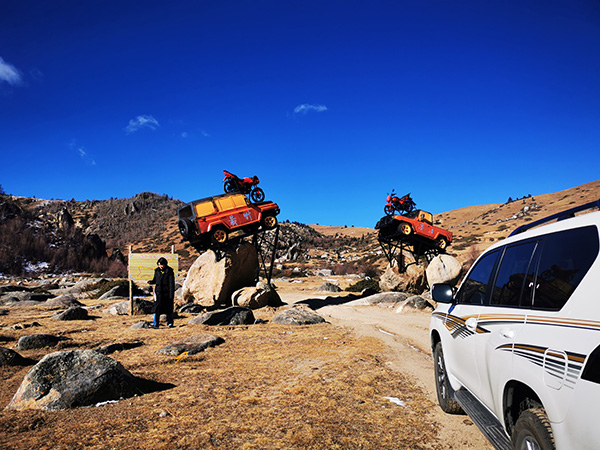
[127,247,178,314]
[128,253,179,281]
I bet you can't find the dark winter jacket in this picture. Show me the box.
[149,265,175,314]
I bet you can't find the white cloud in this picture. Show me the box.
[125,115,160,134]
[0,57,23,86]
[78,146,96,166]
[70,140,96,166]
[294,104,328,115]
[181,132,188,138]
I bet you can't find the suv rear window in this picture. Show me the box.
[531,225,599,310]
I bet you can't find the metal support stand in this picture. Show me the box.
[252,225,280,288]
[378,236,440,273]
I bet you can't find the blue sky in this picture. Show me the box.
[1,1,599,227]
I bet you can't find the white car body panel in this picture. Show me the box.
[430,207,600,449]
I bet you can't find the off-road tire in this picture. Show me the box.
[399,222,413,236]
[250,188,265,203]
[262,214,278,230]
[433,342,463,414]
[178,218,194,239]
[512,408,555,450]
[211,227,228,245]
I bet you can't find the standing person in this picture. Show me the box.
[148,257,175,328]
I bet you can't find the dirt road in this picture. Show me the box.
[280,290,494,450]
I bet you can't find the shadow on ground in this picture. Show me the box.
[297,293,363,310]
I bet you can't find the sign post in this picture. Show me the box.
[128,247,178,315]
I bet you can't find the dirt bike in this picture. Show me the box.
[223,170,265,203]
[384,191,416,216]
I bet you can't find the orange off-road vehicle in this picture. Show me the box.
[376,209,453,251]
[177,193,280,249]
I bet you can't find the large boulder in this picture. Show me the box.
[178,303,205,314]
[404,295,434,310]
[157,334,224,356]
[0,290,53,305]
[45,294,83,308]
[16,334,70,351]
[6,350,141,410]
[106,299,154,315]
[352,292,409,306]
[99,285,129,300]
[232,285,281,309]
[426,255,462,286]
[271,307,326,325]
[0,347,30,366]
[182,242,259,307]
[379,258,427,294]
[53,306,89,321]
[188,306,255,326]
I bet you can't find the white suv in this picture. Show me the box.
[429,200,600,450]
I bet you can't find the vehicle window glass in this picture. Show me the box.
[456,249,500,305]
[490,241,538,307]
[533,226,599,310]
[178,205,193,219]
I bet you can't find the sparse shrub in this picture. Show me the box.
[463,244,482,273]
[357,262,378,278]
[106,260,127,278]
[346,278,380,293]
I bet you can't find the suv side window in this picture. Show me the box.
[490,241,539,307]
[532,225,599,310]
[456,249,501,305]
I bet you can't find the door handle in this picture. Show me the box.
[465,317,478,332]
[500,328,515,339]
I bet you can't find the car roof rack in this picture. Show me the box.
[509,199,600,237]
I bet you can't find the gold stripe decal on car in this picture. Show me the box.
[497,343,586,389]
[432,312,600,340]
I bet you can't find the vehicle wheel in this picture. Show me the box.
[384,204,394,216]
[223,180,237,193]
[178,218,194,239]
[433,342,463,414]
[262,214,278,230]
[512,408,555,450]
[211,227,228,244]
[399,222,413,236]
[436,237,448,251]
[250,188,265,203]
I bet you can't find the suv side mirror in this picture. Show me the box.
[431,283,455,303]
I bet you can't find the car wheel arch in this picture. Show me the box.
[430,330,442,354]
[504,380,544,435]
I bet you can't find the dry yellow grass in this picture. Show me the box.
[0,300,444,449]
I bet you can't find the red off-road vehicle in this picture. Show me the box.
[376,209,453,251]
[177,193,280,249]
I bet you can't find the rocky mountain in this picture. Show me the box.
[436,179,600,266]
[1,180,599,278]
